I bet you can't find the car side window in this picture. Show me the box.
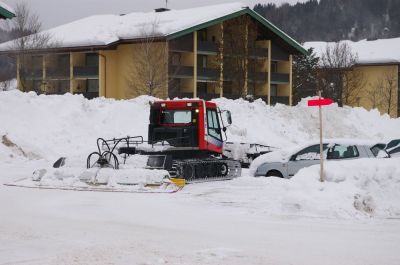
[389,146,400,155]
[328,145,359,159]
[294,144,328,161]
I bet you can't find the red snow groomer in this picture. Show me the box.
[142,99,241,181]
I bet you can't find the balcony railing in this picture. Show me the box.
[197,93,220,100]
[249,47,268,58]
[198,41,218,54]
[23,69,42,79]
[270,96,289,105]
[248,71,268,82]
[46,68,70,79]
[74,92,99,99]
[169,40,193,52]
[271,72,290,84]
[169,65,194,78]
[198,68,219,81]
[73,66,99,78]
[168,92,194,99]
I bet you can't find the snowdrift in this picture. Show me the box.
[1,90,400,218]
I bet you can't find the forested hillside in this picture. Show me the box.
[254,0,400,42]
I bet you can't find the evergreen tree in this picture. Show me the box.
[292,48,320,104]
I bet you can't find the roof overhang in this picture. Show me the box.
[0,3,15,19]
[0,7,307,56]
[166,7,307,55]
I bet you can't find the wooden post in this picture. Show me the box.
[267,40,272,105]
[289,54,293,106]
[42,55,46,93]
[193,31,198,98]
[318,90,324,182]
[219,22,224,98]
[69,53,74,94]
[244,19,249,96]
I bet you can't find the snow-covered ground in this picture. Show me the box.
[1,90,400,264]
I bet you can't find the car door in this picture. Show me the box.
[287,144,327,177]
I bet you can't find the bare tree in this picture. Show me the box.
[126,21,168,98]
[319,42,364,106]
[368,69,397,115]
[219,15,259,98]
[4,1,55,92]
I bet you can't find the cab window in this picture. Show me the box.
[207,109,222,141]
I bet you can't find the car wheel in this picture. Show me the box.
[266,170,283,178]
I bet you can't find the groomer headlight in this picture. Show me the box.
[161,103,166,107]
[187,102,192,107]
[195,109,199,113]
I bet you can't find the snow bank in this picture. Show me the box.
[1,90,399,163]
[189,158,400,219]
[1,91,400,218]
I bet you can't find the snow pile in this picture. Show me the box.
[304,38,400,64]
[214,97,400,148]
[0,90,399,163]
[1,91,400,218]
[188,158,400,218]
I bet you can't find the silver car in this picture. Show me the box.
[252,140,377,178]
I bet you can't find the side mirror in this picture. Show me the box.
[226,110,232,125]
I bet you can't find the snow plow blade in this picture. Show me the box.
[5,167,183,193]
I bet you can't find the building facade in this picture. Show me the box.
[4,4,306,104]
[305,39,400,118]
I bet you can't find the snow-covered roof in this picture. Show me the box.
[0,1,15,19]
[304,38,400,65]
[0,2,306,54]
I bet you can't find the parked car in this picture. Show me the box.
[385,139,400,157]
[252,140,379,178]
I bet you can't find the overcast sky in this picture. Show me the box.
[3,0,305,29]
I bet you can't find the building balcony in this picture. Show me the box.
[198,68,219,81]
[23,69,42,80]
[197,93,220,100]
[248,71,268,83]
[169,65,194,79]
[169,39,193,52]
[249,47,268,58]
[46,68,70,79]
[270,96,289,105]
[73,66,99,78]
[73,91,99,99]
[271,72,290,84]
[197,41,218,55]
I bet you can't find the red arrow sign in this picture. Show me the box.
[307,98,334,107]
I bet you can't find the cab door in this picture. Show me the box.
[206,109,223,153]
[287,144,327,177]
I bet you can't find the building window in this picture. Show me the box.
[198,29,207,42]
[271,61,278,73]
[86,53,99,67]
[198,55,207,69]
[87,79,99,93]
[171,52,181,65]
[270,84,277,96]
